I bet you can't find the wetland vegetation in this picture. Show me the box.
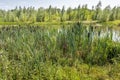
[0,1,120,80]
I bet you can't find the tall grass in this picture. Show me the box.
[0,23,120,79]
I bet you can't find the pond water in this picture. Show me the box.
[97,28,120,42]
[56,25,120,42]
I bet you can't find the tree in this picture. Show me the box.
[61,6,65,22]
[101,5,111,22]
[109,7,116,21]
[115,7,120,20]
[48,5,52,21]
[36,7,45,22]
[93,1,102,20]
[67,7,72,21]
[77,5,81,21]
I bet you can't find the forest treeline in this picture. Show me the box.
[0,1,120,23]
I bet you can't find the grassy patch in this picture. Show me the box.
[102,20,120,27]
[0,23,120,79]
[0,21,97,26]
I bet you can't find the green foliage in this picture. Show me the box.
[0,23,120,79]
[0,1,120,23]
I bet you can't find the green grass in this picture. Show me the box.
[0,21,98,26]
[0,22,27,26]
[0,23,120,79]
[102,20,120,27]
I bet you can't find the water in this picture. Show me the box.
[112,30,120,42]
[98,28,120,42]
[57,25,120,42]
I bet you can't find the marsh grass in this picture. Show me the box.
[0,23,120,79]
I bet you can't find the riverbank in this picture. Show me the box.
[0,21,97,26]
[0,20,120,28]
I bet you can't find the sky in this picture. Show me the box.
[0,0,120,10]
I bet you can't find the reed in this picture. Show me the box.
[0,23,120,79]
